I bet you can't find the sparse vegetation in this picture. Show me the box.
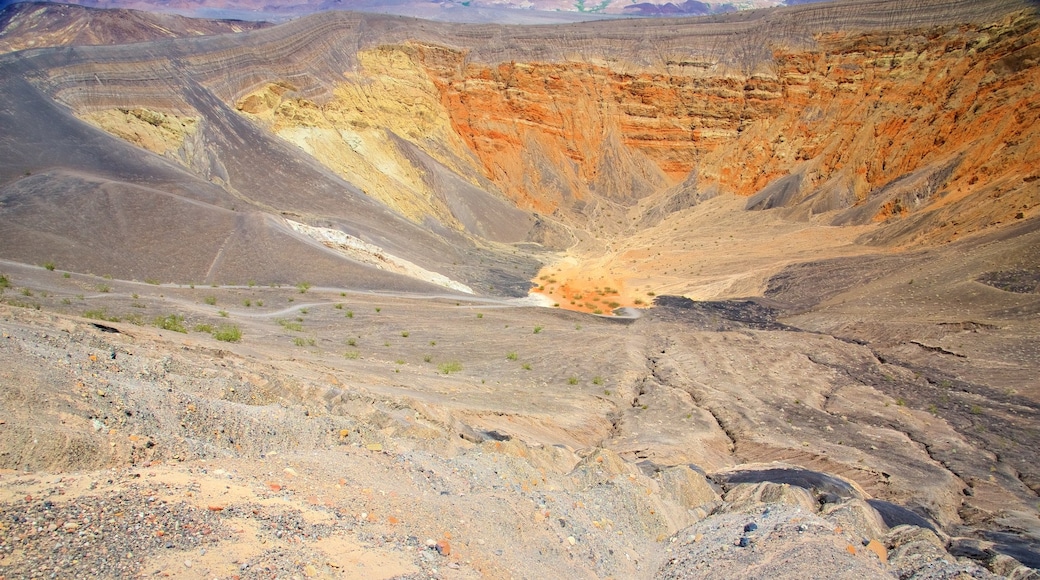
[97,284,110,293]
[193,323,214,333]
[346,338,357,346]
[568,376,578,385]
[297,281,311,293]
[43,261,56,271]
[293,337,316,347]
[63,272,71,279]
[334,303,343,309]
[204,295,217,305]
[533,326,542,334]
[145,278,160,285]
[218,310,228,318]
[153,314,187,333]
[21,288,32,297]
[346,310,354,318]
[592,376,603,385]
[375,307,381,313]
[278,319,304,332]
[401,331,410,337]
[423,355,433,363]
[243,299,252,307]
[83,309,119,322]
[521,363,531,370]
[477,313,483,319]
[212,325,241,342]
[438,361,463,374]
[344,351,360,359]
[506,352,518,361]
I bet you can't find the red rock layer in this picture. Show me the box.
[417,11,1040,237]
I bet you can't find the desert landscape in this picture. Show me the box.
[1,0,1039,577]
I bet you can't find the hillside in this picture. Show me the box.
[1,0,1039,577]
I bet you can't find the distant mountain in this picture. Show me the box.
[0,2,268,53]
[0,0,799,22]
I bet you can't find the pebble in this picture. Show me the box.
[736,537,750,548]
[744,522,758,533]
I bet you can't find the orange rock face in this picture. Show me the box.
[417,12,1040,238]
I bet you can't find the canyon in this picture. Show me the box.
[1,0,1039,577]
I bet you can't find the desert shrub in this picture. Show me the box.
[344,351,360,359]
[568,377,578,385]
[438,361,462,374]
[533,326,542,334]
[43,261,56,271]
[293,337,315,347]
[213,325,242,342]
[278,319,304,332]
[83,309,119,322]
[506,352,518,361]
[203,295,217,305]
[153,314,187,333]
[193,323,214,333]
[296,282,311,293]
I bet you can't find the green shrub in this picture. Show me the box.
[204,295,217,305]
[96,284,110,293]
[438,361,462,374]
[278,319,304,332]
[568,376,578,385]
[213,325,242,342]
[84,309,119,322]
[521,363,531,371]
[218,310,228,317]
[296,281,311,293]
[344,351,360,359]
[346,338,357,346]
[293,336,315,347]
[506,352,518,361]
[533,326,542,334]
[592,376,603,385]
[63,272,71,279]
[346,310,354,318]
[43,261,56,271]
[423,355,433,363]
[401,331,409,338]
[194,323,214,333]
[153,314,187,333]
